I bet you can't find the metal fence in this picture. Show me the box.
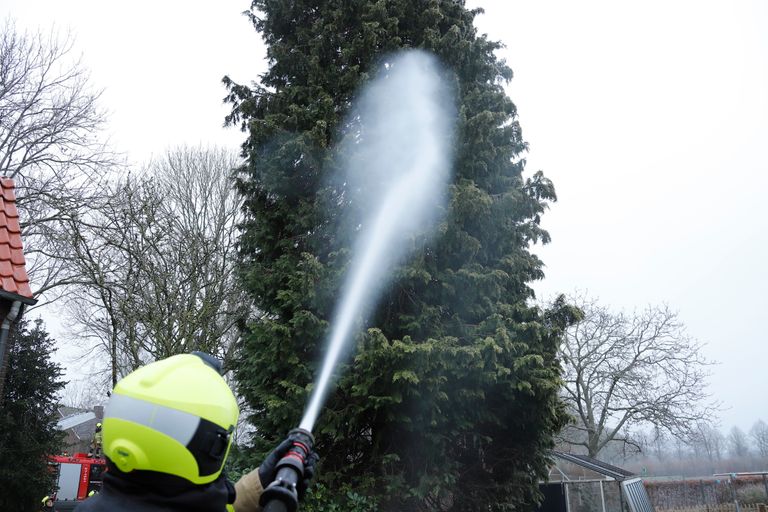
[658,505,767,512]
[645,476,768,511]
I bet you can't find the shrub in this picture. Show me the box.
[737,484,767,505]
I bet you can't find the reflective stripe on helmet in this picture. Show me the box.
[105,393,200,446]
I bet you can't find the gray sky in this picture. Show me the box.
[469,0,768,434]
[2,1,766,433]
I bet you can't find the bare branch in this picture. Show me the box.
[0,19,119,305]
[556,292,719,457]
[61,145,252,383]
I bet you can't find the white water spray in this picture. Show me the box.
[299,51,455,432]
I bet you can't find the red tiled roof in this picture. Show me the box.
[0,178,32,299]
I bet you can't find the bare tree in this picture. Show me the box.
[729,426,750,458]
[0,19,115,301]
[749,420,768,457]
[64,146,249,385]
[60,378,109,410]
[558,294,717,457]
[692,421,725,461]
[650,425,669,462]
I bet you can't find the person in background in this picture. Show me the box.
[74,352,318,512]
[91,422,103,457]
[41,496,57,511]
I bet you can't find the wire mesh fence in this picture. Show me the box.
[644,476,768,512]
[658,506,767,512]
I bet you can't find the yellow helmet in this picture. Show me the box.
[102,353,239,485]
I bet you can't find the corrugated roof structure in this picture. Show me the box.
[551,450,636,481]
[0,178,33,302]
[57,406,103,454]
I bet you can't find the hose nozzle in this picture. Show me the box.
[259,428,314,512]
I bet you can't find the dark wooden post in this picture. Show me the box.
[700,480,709,512]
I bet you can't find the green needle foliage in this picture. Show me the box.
[225,1,572,510]
[0,319,65,512]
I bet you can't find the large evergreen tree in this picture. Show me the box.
[225,2,569,510]
[0,318,65,512]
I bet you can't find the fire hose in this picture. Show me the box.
[259,428,315,512]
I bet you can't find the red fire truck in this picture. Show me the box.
[48,453,106,510]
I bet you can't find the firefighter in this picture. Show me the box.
[91,422,103,457]
[74,352,318,512]
[41,496,57,511]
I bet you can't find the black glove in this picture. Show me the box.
[258,436,319,500]
[258,438,293,486]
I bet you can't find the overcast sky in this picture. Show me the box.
[2,1,766,433]
[469,0,768,435]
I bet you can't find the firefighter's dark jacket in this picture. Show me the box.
[74,461,236,512]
